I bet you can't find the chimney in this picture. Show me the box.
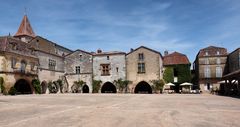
[97,49,102,53]
[164,50,168,56]
[130,48,134,52]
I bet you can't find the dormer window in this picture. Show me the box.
[205,51,209,56]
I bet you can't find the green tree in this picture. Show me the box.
[114,78,132,93]
[0,77,6,94]
[71,80,85,93]
[32,79,41,94]
[92,80,102,93]
[163,67,174,83]
[151,79,165,93]
[57,79,64,93]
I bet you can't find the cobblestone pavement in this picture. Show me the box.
[0,94,239,127]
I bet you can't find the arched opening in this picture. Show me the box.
[101,82,116,93]
[41,81,47,94]
[14,79,32,94]
[134,81,152,94]
[82,85,89,93]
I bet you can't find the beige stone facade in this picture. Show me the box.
[194,46,228,93]
[126,46,163,93]
[65,50,93,93]
[0,36,38,93]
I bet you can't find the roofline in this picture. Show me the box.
[228,47,240,56]
[93,52,126,56]
[34,36,73,52]
[64,49,93,57]
[127,46,163,58]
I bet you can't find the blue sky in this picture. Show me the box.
[0,0,240,63]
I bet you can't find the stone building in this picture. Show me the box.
[193,46,228,93]
[163,51,191,93]
[65,50,93,93]
[126,46,163,94]
[29,36,72,93]
[222,48,240,95]
[0,15,39,94]
[0,36,38,94]
[93,49,126,93]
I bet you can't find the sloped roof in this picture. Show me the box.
[127,46,163,58]
[93,51,126,56]
[163,52,190,65]
[15,15,35,37]
[197,46,227,57]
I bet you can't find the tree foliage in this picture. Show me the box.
[92,80,102,93]
[32,79,41,94]
[0,77,6,94]
[163,67,174,83]
[163,65,191,84]
[71,80,86,93]
[114,78,132,93]
[151,79,165,93]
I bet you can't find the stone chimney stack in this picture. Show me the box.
[164,50,168,56]
[130,48,134,52]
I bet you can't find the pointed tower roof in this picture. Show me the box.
[15,15,35,37]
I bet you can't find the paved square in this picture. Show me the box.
[0,94,239,127]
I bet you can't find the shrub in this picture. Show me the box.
[32,79,41,94]
[71,80,85,93]
[92,80,102,93]
[0,77,6,94]
[151,79,165,93]
[8,87,16,95]
[57,79,63,93]
[48,81,59,94]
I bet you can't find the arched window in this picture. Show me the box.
[20,60,27,73]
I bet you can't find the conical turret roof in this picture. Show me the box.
[15,15,35,37]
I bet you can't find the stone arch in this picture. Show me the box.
[82,85,89,93]
[134,81,152,94]
[14,79,32,94]
[41,81,48,94]
[101,82,116,93]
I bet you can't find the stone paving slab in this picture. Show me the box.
[0,94,239,127]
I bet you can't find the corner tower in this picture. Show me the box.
[14,15,36,42]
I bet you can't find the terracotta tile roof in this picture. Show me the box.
[14,15,35,37]
[163,52,190,65]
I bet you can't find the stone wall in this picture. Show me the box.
[93,54,126,85]
[126,47,163,92]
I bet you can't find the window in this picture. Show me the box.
[101,64,110,76]
[20,60,27,73]
[204,58,209,64]
[138,63,145,73]
[216,67,222,78]
[11,58,17,68]
[49,59,56,70]
[138,53,144,61]
[173,68,178,77]
[216,51,220,55]
[107,56,109,60]
[205,51,209,56]
[204,66,211,78]
[30,62,35,71]
[116,67,119,72]
[76,66,80,74]
[79,54,83,61]
[216,58,221,64]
